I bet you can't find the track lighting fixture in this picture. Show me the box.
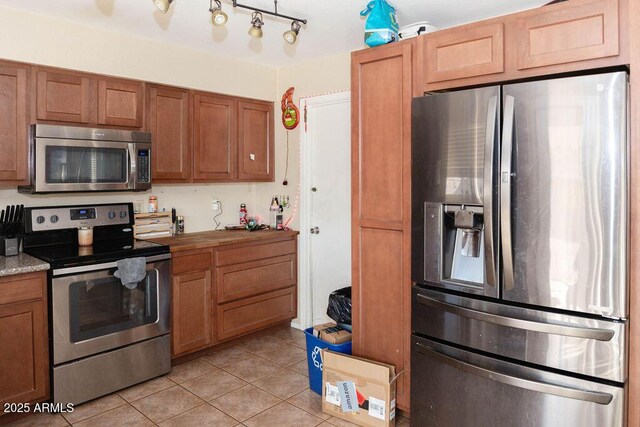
[151,0,307,44]
[209,0,228,26]
[248,12,264,38]
[233,0,307,40]
[283,20,301,44]
[152,0,173,14]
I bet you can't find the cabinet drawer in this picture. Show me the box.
[0,273,45,306]
[216,239,296,266]
[172,250,212,275]
[424,22,504,83]
[515,0,619,70]
[217,287,296,341]
[216,254,296,303]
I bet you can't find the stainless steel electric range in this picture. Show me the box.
[22,203,172,405]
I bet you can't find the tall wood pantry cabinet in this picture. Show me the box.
[351,39,416,413]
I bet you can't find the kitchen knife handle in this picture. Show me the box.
[483,96,498,289]
[500,95,515,292]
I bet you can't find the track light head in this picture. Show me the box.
[249,12,264,38]
[153,0,173,14]
[283,20,301,44]
[210,0,228,26]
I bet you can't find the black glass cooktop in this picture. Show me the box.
[24,238,169,269]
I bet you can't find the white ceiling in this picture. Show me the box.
[0,0,549,67]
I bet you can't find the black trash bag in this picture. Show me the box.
[327,286,352,325]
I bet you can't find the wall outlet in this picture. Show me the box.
[211,198,221,212]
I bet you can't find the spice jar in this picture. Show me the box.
[148,196,158,213]
[78,227,94,246]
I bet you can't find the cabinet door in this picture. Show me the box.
[515,0,619,70]
[172,270,213,356]
[352,41,412,411]
[36,69,92,123]
[423,22,504,83]
[98,79,144,128]
[193,93,237,181]
[147,85,191,182]
[0,300,47,406]
[237,101,274,181]
[0,62,28,183]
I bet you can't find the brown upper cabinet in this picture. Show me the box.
[0,61,29,184]
[238,100,274,181]
[193,93,238,182]
[34,67,144,129]
[36,69,92,124]
[150,89,274,184]
[419,0,627,91]
[147,85,191,182]
[97,79,144,128]
[514,0,619,70]
[424,22,504,83]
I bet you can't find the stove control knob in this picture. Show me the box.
[119,211,127,219]
[108,211,116,219]
[50,215,59,223]
[36,215,45,224]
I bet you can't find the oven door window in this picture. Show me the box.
[45,145,128,184]
[68,270,158,342]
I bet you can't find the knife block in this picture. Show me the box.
[0,237,19,256]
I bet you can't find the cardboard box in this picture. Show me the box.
[321,350,397,427]
[313,322,352,344]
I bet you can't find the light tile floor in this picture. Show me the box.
[5,326,410,427]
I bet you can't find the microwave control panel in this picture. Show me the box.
[137,149,150,183]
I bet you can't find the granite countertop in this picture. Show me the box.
[0,253,50,277]
[145,229,299,252]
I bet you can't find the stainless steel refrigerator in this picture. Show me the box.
[411,72,627,426]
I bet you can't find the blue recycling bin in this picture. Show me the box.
[304,327,352,395]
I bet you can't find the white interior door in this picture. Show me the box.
[300,92,351,327]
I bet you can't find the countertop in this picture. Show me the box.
[145,229,299,252]
[0,253,50,277]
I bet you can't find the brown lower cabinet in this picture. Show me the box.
[170,234,298,358]
[0,272,49,408]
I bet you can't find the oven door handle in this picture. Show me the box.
[52,253,171,276]
[415,341,614,405]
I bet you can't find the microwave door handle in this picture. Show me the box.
[127,145,133,185]
[500,95,515,291]
[415,342,613,405]
[483,95,498,290]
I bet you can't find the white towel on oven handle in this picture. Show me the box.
[114,257,147,289]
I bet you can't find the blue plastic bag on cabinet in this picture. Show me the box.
[360,0,399,47]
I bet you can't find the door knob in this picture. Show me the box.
[311,187,317,192]
[310,226,319,234]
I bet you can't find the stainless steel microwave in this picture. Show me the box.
[19,125,152,193]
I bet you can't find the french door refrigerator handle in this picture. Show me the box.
[415,341,614,405]
[416,293,615,341]
[501,95,515,291]
[483,96,498,289]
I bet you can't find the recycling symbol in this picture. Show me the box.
[312,345,323,370]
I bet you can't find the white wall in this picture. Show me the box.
[0,6,351,233]
[269,52,352,230]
